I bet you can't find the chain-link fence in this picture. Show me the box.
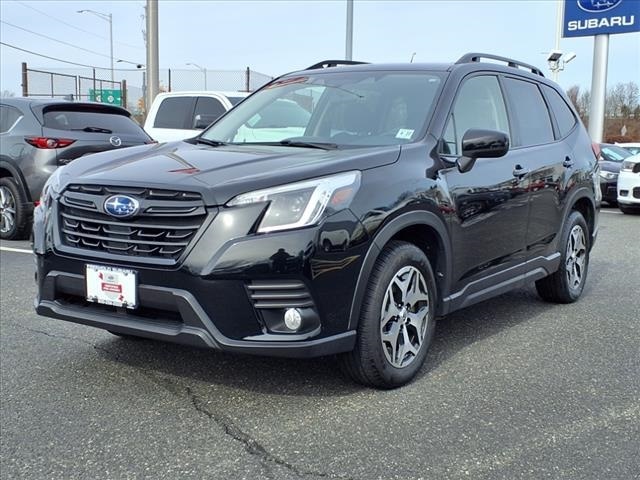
[22,63,126,106]
[164,68,272,92]
[20,63,273,118]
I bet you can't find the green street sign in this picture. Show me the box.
[89,89,122,105]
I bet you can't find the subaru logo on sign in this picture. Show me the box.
[577,0,622,12]
[109,136,122,147]
[104,195,140,218]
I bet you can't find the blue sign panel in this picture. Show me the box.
[563,0,640,37]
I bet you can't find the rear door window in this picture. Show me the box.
[503,78,554,147]
[43,109,144,135]
[153,97,195,129]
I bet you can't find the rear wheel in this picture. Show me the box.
[536,211,590,303]
[0,177,30,240]
[339,241,436,388]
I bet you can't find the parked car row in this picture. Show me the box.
[594,142,640,214]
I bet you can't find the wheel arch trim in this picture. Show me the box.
[0,158,31,202]
[347,210,452,330]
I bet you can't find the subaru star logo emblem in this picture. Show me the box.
[103,195,140,218]
[577,0,622,12]
[109,136,122,147]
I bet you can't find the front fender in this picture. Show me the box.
[347,210,452,329]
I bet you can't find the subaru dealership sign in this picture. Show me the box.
[563,0,639,37]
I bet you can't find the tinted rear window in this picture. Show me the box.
[153,97,194,128]
[43,110,144,135]
[227,96,246,106]
[503,78,554,147]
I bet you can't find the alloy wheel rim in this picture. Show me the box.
[380,265,430,368]
[565,225,586,289]
[0,185,17,234]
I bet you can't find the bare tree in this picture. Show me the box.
[566,85,581,113]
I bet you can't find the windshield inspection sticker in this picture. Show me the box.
[396,129,414,139]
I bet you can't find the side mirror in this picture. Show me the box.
[457,129,510,173]
[193,114,221,129]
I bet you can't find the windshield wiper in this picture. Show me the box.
[278,140,339,150]
[71,126,113,134]
[195,138,227,147]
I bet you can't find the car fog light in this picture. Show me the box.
[284,308,302,330]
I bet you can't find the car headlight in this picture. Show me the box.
[599,170,618,180]
[621,161,636,172]
[227,171,361,233]
[40,166,65,207]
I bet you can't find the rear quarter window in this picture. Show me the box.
[43,109,145,135]
[0,105,23,133]
[541,85,577,138]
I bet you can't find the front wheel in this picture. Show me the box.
[536,211,590,303]
[339,241,437,388]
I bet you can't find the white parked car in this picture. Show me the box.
[144,91,249,142]
[616,142,640,155]
[617,153,640,214]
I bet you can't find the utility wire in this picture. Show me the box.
[15,0,143,50]
[0,41,143,71]
[1,20,141,65]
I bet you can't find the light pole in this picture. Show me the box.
[186,63,207,90]
[77,9,114,82]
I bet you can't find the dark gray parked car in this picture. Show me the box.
[0,98,152,239]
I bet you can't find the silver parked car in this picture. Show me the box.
[0,98,153,239]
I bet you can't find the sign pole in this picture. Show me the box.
[588,34,609,143]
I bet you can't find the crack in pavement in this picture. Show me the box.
[9,322,355,480]
[9,324,117,358]
[186,386,353,480]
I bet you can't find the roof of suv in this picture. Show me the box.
[287,53,548,84]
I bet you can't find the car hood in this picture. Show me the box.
[57,141,401,205]
[599,160,622,173]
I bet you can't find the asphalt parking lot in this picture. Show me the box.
[1,207,639,480]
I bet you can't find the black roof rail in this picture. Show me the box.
[455,53,545,77]
[305,60,369,70]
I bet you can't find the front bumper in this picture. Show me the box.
[34,200,368,358]
[617,172,640,206]
[35,271,355,357]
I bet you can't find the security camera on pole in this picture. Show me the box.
[561,0,640,143]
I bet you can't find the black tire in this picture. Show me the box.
[0,177,31,240]
[339,241,437,389]
[536,210,590,303]
[619,205,639,215]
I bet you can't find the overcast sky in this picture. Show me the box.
[1,0,639,96]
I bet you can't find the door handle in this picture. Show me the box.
[512,165,530,178]
[563,156,574,168]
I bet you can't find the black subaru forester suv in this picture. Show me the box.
[34,54,600,388]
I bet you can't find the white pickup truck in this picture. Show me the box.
[144,91,249,142]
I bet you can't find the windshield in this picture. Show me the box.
[201,70,444,147]
[600,145,632,162]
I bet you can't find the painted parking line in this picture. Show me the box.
[600,210,623,215]
[0,246,33,254]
